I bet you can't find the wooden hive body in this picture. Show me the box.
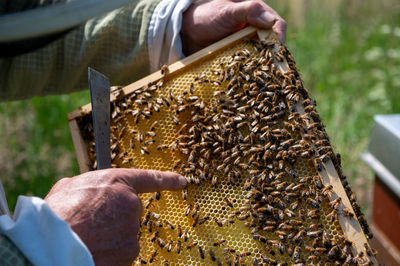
[68,27,377,265]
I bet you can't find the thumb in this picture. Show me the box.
[230,1,286,42]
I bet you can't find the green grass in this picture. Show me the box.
[0,1,399,214]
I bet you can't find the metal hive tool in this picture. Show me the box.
[68,27,377,265]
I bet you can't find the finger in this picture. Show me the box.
[230,0,286,42]
[273,18,287,43]
[230,1,274,28]
[118,169,187,193]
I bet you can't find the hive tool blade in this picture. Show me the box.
[88,67,111,169]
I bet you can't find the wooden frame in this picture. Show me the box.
[68,26,377,264]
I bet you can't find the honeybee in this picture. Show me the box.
[149,250,158,263]
[198,246,205,259]
[342,208,354,218]
[144,197,153,209]
[198,216,210,225]
[214,239,226,246]
[164,220,175,230]
[182,188,188,200]
[155,191,161,200]
[177,225,182,238]
[176,240,182,254]
[214,217,223,227]
[157,237,166,248]
[161,65,168,75]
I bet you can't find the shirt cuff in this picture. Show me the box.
[148,0,193,73]
[0,196,94,266]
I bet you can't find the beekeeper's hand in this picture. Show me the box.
[45,169,187,266]
[181,0,286,55]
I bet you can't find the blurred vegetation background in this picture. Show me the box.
[0,0,399,214]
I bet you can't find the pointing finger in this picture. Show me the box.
[117,169,187,193]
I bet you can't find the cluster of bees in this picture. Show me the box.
[79,37,375,265]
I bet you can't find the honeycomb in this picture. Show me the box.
[75,29,376,265]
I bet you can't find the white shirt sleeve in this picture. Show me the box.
[147,0,193,73]
[0,196,94,266]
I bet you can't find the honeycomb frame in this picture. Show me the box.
[68,27,377,265]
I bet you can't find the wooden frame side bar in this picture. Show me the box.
[69,119,91,173]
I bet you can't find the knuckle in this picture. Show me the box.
[248,1,263,11]
[149,170,163,190]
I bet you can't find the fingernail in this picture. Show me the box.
[178,175,188,188]
[258,11,276,27]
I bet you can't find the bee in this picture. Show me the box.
[150,121,158,132]
[184,204,192,216]
[161,65,168,75]
[144,197,153,209]
[155,191,161,200]
[149,250,157,263]
[342,208,354,218]
[183,228,190,242]
[157,237,166,248]
[293,230,305,243]
[173,159,182,169]
[326,209,338,221]
[166,240,173,252]
[364,243,373,257]
[186,241,198,250]
[153,220,162,227]
[192,215,199,227]
[198,216,210,225]
[140,146,149,155]
[330,197,342,209]
[327,245,339,259]
[151,212,161,219]
[321,185,333,197]
[223,249,232,266]
[156,144,168,150]
[214,217,223,227]
[292,246,300,259]
[171,114,179,125]
[191,204,199,218]
[306,230,322,238]
[307,198,320,208]
[198,246,205,259]
[262,256,276,264]
[130,139,135,149]
[182,188,188,200]
[139,257,147,264]
[224,197,234,208]
[150,231,159,242]
[164,220,175,230]
[209,249,217,261]
[214,239,226,246]
[251,258,259,266]
[143,211,151,225]
[176,240,182,254]
[177,225,182,238]
[211,175,218,187]
[353,251,365,263]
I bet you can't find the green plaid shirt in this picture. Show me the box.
[0,0,161,101]
[0,234,32,266]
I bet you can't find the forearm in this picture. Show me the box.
[0,0,161,101]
